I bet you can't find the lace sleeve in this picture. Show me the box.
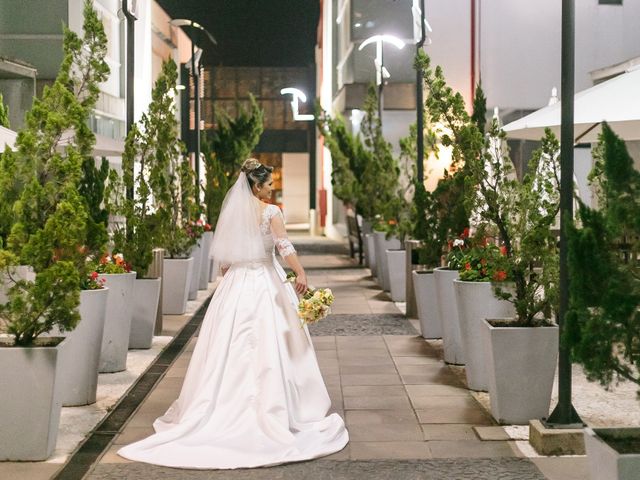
[270,207,296,258]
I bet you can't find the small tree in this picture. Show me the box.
[146,60,197,259]
[413,52,476,264]
[566,123,640,393]
[0,0,109,345]
[79,156,110,258]
[203,95,263,227]
[360,85,401,227]
[315,109,362,208]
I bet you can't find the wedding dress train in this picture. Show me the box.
[118,204,348,469]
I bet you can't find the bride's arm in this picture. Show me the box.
[271,209,307,294]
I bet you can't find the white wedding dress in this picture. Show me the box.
[118,204,348,469]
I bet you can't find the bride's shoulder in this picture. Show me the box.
[260,202,281,220]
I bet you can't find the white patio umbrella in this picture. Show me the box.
[0,125,17,151]
[503,66,640,143]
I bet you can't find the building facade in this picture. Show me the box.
[316,0,640,235]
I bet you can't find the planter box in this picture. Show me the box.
[0,265,35,304]
[129,278,161,349]
[98,272,136,373]
[413,270,442,339]
[52,288,109,406]
[434,267,464,365]
[365,233,377,275]
[373,231,401,291]
[453,280,515,391]
[163,257,194,315]
[198,231,213,290]
[585,427,640,480]
[188,241,203,300]
[0,339,65,460]
[386,249,406,302]
[482,319,558,424]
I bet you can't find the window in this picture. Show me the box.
[599,0,622,5]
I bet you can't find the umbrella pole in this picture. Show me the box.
[546,0,583,428]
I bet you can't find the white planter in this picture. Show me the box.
[434,267,464,365]
[412,270,442,339]
[0,339,65,460]
[209,257,217,282]
[453,280,515,391]
[188,241,203,300]
[0,265,35,304]
[98,272,136,373]
[54,288,109,406]
[129,278,161,349]
[386,249,406,302]
[373,231,401,291]
[482,319,558,424]
[585,427,640,480]
[365,234,377,275]
[198,231,213,290]
[163,257,194,315]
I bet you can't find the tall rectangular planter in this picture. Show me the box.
[453,280,515,391]
[482,319,558,424]
[386,249,406,302]
[129,278,161,349]
[373,231,401,291]
[188,241,202,300]
[413,270,442,339]
[0,339,65,460]
[55,288,109,406]
[365,233,376,275]
[163,257,194,315]
[585,427,640,480]
[198,231,213,290]
[98,272,136,373]
[434,267,464,365]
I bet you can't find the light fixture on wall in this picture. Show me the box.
[280,87,314,121]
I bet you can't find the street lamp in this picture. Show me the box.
[280,87,314,121]
[122,0,138,201]
[411,0,432,184]
[169,19,217,195]
[358,34,406,121]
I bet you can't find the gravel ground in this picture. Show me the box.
[308,314,419,336]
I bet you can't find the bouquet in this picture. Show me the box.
[285,272,335,326]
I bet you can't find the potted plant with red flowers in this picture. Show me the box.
[453,235,515,391]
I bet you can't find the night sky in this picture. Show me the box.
[156,0,320,67]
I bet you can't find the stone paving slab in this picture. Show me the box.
[87,458,547,479]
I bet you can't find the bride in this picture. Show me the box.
[118,159,349,469]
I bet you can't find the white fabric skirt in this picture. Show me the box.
[118,258,348,469]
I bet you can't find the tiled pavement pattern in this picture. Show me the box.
[82,237,584,479]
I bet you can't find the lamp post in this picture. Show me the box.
[122,0,137,201]
[545,0,583,428]
[358,35,406,121]
[412,0,431,184]
[169,19,217,195]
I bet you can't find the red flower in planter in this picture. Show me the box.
[493,270,507,281]
[465,262,471,271]
[500,245,507,256]
[461,227,470,239]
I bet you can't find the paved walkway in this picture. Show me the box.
[84,236,586,479]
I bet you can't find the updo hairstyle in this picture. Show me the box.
[241,158,273,190]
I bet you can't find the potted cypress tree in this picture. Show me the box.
[415,52,472,365]
[0,0,107,458]
[148,60,198,314]
[565,123,640,480]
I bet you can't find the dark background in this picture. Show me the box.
[156,0,320,67]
